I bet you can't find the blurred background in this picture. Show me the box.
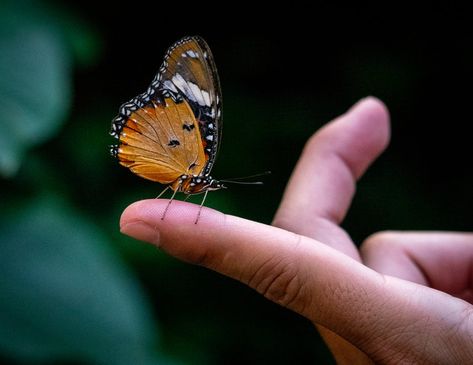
[1,1,471,364]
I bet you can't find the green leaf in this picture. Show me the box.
[0,5,72,177]
[0,196,161,365]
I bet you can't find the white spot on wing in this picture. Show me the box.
[189,82,202,103]
[164,79,180,95]
[168,74,213,108]
[172,73,186,87]
[186,50,198,58]
[185,82,211,107]
[169,74,197,103]
[201,90,211,107]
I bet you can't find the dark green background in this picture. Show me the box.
[1,2,471,364]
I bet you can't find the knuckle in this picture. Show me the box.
[271,215,295,231]
[249,255,307,313]
[190,246,213,266]
[361,230,398,254]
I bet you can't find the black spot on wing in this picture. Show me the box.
[167,139,180,147]
[183,123,195,131]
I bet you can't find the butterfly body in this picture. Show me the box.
[110,36,223,199]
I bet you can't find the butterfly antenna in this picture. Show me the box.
[161,187,179,220]
[220,171,271,185]
[195,190,209,224]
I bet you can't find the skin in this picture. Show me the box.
[120,97,473,364]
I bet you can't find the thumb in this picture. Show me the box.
[120,200,473,363]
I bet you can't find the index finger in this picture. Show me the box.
[120,198,382,320]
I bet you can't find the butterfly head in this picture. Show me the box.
[204,178,226,192]
[178,175,225,195]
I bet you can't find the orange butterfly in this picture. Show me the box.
[110,36,224,221]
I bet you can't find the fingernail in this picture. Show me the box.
[120,220,160,246]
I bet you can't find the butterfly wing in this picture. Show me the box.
[110,36,221,187]
[154,36,222,176]
[111,95,206,184]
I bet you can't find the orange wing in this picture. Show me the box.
[116,97,206,184]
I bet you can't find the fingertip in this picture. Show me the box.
[119,199,228,259]
[349,96,391,151]
[120,199,224,230]
[119,199,154,229]
[313,96,391,174]
[351,96,389,114]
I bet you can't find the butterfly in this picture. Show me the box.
[110,36,224,221]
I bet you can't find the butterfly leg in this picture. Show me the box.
[161,187,179,220]
[183,194,192,202]
[156,186,170,199]
[194,189,209,224]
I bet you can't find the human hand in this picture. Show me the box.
[120,98,473,364]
